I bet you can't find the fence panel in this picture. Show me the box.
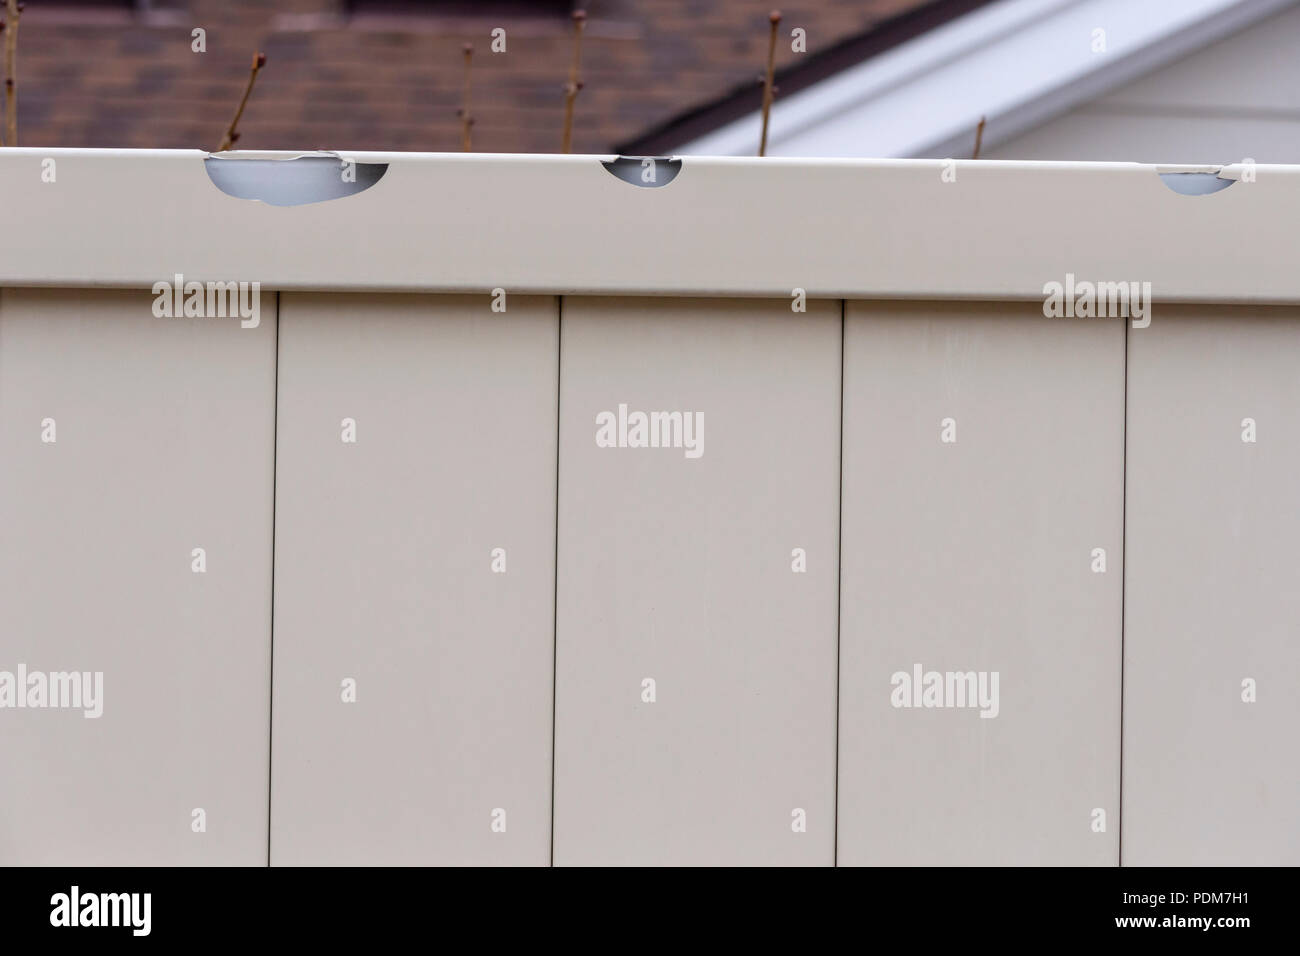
[837,301,1124,865]
[553,296,841,866]
[1123,307,1300,865]
[0,288,275,864]
[269,293,558,866]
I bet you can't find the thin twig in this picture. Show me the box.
[972,115,986,160]
[0,21,5,148]
[458,43,473,152]
[560,9,586,154]
[759,10,781,157]
[216,51,267,152]
[3,1,22,148]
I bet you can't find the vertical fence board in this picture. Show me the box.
[270,293,557,866]
[0,288,274,864]
[553,296,841,865]
[1124,307,1300,865]
[837,301,1124,865]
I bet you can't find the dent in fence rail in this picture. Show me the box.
[204,153,388,207]
[1157,170,1236,197]
[601,156,681,188]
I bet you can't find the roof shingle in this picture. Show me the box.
[9,0,936,152]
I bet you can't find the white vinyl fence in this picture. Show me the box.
[0,151,1296,865]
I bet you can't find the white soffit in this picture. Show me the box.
[678,0,1298,159]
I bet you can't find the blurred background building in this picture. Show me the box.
[10,0,1300,161]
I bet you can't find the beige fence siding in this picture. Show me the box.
[3,280,1295,868]
[553,297,841,866]
[269,293,558,866]
[1123,307,1300,866]
[0,288,275,865]
[837,301,1124,865]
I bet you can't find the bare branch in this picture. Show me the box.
[759,10,781,157]
[972,115,986,160]
[561,9,586,154]
[3,1,23,147]
[215,51,267,153]
[458,43,474,152]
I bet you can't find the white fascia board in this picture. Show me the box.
[1,149,1298,303]
[679,0,1298,159]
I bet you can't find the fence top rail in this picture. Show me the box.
[1,149,1296,303]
